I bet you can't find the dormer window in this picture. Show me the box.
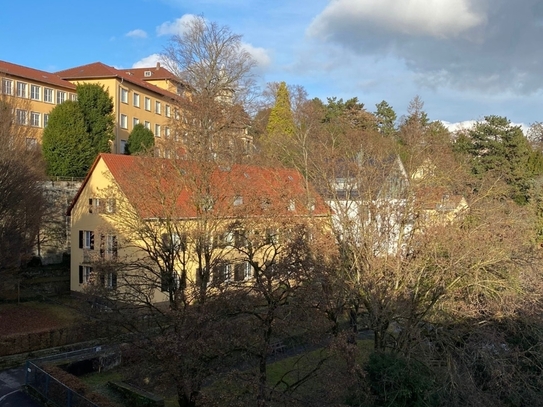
[234,196,243,206]
[144,71,152,77]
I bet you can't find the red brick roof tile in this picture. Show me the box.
[0,60,75,90]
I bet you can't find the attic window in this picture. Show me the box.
[144,71,152,77]
[288,200,296,212]
[234,196,243,206]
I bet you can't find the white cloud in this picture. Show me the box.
[309,0,485,39]
[132,54,165,68]
[126,29,148,39]
[156,14,198,37]
[442,120,529,135]
[242,43,271,68]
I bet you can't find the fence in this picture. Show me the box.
[25,360,99,407]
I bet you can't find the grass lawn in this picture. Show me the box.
[0,298,82,336]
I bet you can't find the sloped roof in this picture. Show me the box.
[68,154,328,219]
[123,64,180,82]
[415,186,467,211]
[0,60,75,90]
[56,62,180,100]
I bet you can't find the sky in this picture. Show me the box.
[2,0,542,130]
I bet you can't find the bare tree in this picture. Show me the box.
[0,94,46,272]
[163,16,258,163]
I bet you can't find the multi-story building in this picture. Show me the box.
[56,62,185,155]
[0,60,77,147]
[67,153,329,303]
[0,60,186,154]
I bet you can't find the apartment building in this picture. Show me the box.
[0,60,77,146]
[0,59,186,154]
[56,62,184,154]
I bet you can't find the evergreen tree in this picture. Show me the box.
[266,82,295,137]
[374,100,397,137]
[42,101,94,177]
[76,83,114,155]
[126,123,155,155]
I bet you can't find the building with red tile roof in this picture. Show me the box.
[67,153,329,301]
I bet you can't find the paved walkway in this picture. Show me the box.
[0,367,42,407]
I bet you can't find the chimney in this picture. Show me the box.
[156,62,161,70]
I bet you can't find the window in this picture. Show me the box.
[120,114,128,129]
[288,199,296,211]
[56,91,66,104]
[78,265,93,284]
[2,79,12,95]
[234,262,252,281]
[79,230,94,250]
[133,93,140,107]
[144,121,150,130]
[71,93,77,101]
[30,85,40,100]
[165,105,171,117]
[100,234,118,260]
[102,272,117,289]
[155,101,161,114]
[266,229,279,245]
[165,126,170,138]
[155,124,161,137]
[144,97,151,111]
[133,117,139,128]
[120,87,128,103]
[30,112,40,127]
[234,196,243,206]
[16,109,27,125]
[105,198,116,213]
[16,82,27,98]
[89,198,100,214]
[214,263,232,283]
[26,138,37,150]
[44,88,53,103]
[120,139,127,154]
[43,114,49,127]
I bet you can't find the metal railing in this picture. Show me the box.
[25,361,99,407]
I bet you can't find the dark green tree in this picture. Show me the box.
[374,100,397,137]
[460,115,543,204]
[42,101,94,177]
[266,81,295,137]
[76,83,114,155]
[125,123,155,155]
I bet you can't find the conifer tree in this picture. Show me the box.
[266,81,296,137]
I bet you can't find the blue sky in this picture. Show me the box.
[3,0,542,129]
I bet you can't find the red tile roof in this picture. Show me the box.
[55,62,180,100]
[0,60,75,90]
[123,64,180,82]
[68,154,328,219]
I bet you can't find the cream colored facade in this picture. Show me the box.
[0,60,77,145]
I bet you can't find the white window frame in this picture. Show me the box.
[16,109,27,125]
[16,82,27,98]
[56,90,66,104]
[30,85,40,100]
[82,266,93,284]
[234,196,243,206]
[83,230,93,249]
[44,88,53,103]
[43,113,50,127]
[120,114,128,129]
[133,92,140,107]
[155,124,161,137]
[165,105,171,118]
[144,97,151,111]
[144,121,151,130]
[155,101,161,114]
[71,93,77,101]
[165,126,170,138]
[133,117,139,128]
[120,87,128,104]
[30,111,40,127]
[2,79,12,95]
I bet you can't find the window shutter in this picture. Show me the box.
[100,234,105,258]
[100,273,105,286]
[90,232,94,250]
[112,236,118,257]
[89,198,93,213]
[79,231,83,249]
[79,266,83,284]
[112,272,117,289]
